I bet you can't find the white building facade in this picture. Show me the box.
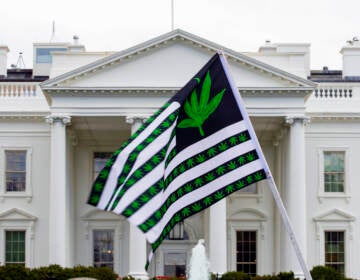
[0,30,360,279]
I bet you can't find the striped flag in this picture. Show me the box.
[87,52,269,269]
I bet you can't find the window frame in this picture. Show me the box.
[313,209,354,278]
[228,209,267,275]
[317,147,350,202]
[0,147,32,202]
[35,47,68,64]
[324,231,345,275]
[92,151,114,181]
[82,210,123,274]
[230,181,264,203]
[0,208,37,267]
[5,230,26,266]
[92,229,115,269]
[235,230,257,276]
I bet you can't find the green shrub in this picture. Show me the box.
[0,265,31,280]
[251,275,280,280]
[310,265,344,280]
[221,271,250,280]
[0,264,118,280]
[277,271,295,280]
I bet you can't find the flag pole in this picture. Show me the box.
[266,174,312,280]
[218,51,313,280]
[171,0,175,31]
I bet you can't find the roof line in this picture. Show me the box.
[41,29,316,88]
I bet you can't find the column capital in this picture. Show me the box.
[285,116,310,126]
[125,115,150,125]
[45,115,71,125]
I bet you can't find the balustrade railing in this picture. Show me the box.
[0,83,38,97]
[314,86,353,99]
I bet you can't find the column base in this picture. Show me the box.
[294,272,305,280]
[128,272,149,280]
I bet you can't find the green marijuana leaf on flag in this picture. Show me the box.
[87,52,268,270]
[177,71,225,136]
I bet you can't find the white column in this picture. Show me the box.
[126,116,148,280]
[46,115,71,266]
[284,116,309,279]
[209,199,227,275]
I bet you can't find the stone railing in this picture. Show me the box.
[314,86,353,99]
[0,82,38,97]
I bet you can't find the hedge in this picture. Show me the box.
[0,264,118,280]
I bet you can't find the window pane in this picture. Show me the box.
[164,252,186,277]
[93,152,113,180]
[5,231,25,266]
[5,151,26,192]
[325,231,345,275]
[36,48,67,63]
[324,151,345,192]
[238,183,257,194]
[93,230,114,270]
[236,231,257,276]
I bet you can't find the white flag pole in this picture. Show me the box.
[171,0,175,31]
[218,51,313,280]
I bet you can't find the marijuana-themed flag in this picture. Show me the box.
[87,52,269,269]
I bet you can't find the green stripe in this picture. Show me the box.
[119,179,165,217]
[88,102,171,206]
[105,110,179,210]
[150,169,266,251]
[164,130,251,188]
[138,148,260,233]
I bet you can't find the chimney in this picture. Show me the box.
[0,45,9,77]
[68,35,85,52]
[340,37,360,78]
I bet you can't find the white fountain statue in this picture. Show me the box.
[188,239,210,280]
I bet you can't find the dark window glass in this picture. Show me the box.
[236,231,257,276]
[93,152,113,180]
[5,231,25,265]
[5,150,26,192]
[164,252,186,277]
[93,230,114,269]
[325,231,345,275]
[324,151,345,192]
[166,222,189,240]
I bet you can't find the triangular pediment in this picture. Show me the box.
[313,209,355,222]
[41,29,315,93]
[229,208,267,221]
[0,208,37,221]
[82,209,124,221]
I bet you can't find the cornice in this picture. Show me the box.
[0,113,49,120]
[41,86,313,96]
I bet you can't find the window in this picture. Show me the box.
[325,231,345,275]
[5,150,26,192]
[166,222,189,240]
[238,183,257,194]
[93,152,113,180]
[164,252,186,277]
[324,151,345,192]
[36,48,67,63]
[236,231,257,275]
[5,231,26,266]
[93,230,114,269]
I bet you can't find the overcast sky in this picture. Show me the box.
[1,0,359,70]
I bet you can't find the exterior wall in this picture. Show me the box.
[0,119,50,267]
[306,120,360,279]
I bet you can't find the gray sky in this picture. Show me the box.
[1,0,359,70]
